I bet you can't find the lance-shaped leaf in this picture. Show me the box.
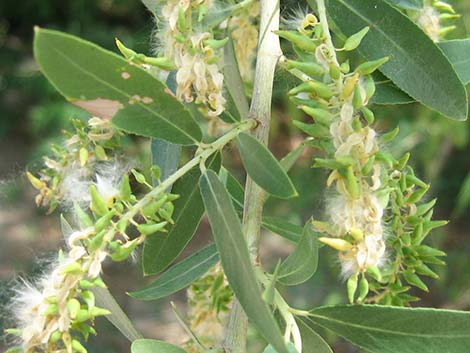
[304,304,470,353]
[219,167,245,212]
[223,38,249,121]
[151,139,181,185]
[326,0,468,120]
[278,222,319,285]
[143,153,221,275]
[130,244,219,300]
[261,217,303,243]
[297,319,333,353]
[131,339,187,353]
[438,40,470,85]
[237,133,297,198]
[33,28,202,144]
[93,286,143,342]
[199,170,288,353]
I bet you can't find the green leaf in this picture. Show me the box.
[297,319,333,353]
[278,222,319,286]
[223,38,249,121]
[151,139,181,184]
[280,142,306,171]
[438,40,470,85]
[305,304,470,353]
[129,244,219,300]
[261,217,302,243]
[33,28,202,144]
[371,72,415,105]
[93,286,143,342]
[327,0,468,120]
[131,339,187,353]
[140,0,158,14]
[199,170,288,353]
[384,0,423,10]
[219,167,245,212]
[237,133,297,198]
[143,153,221,275]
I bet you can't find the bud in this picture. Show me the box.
[137,221,168,235]
[347,273,358,303]
[204,37,229,49]
[94,145,108,160]
[285,60,325,77]
[90,185,109,217]
[361,107,375,125]
[44,303,58,316]
[342,73,359,98]
[72,339,88,353]
[62,261,82,275]
[79,147,89,167]
[416,198,437,216]
[274,30,317,52]
[131,169,147,184]
[403,270,428,292]
[395,152,410,170]
[288,82,313,95]
[356,57,389,75]
[438,25,457,37]
[415,264,439,279]
[380,126,399,143]
[329,63,341,80]
[300,105,334,125]
[343,27,369,51]
[119,174,132,202]
[110,239,140,261]
[357,276,369,302]
[407,185,430,204]
[363,75,376,101]
[308,81,334,99]
[50,330,62,343]
[177,5,188,32]
[115,38,138,60]
[143,56,177,71]
[318,237,353,251]
[349,227,363,241]
[142,195,168,217]
[340,60,350,73]
[434,1,455,14]
[293,120,330,138]
[366,265,382,282]
[344,166,360,199]
[82,290,96,312]
[352,84,363,109]
[67,298,81,319]
[74,203,93,228]
[26,171,44,190]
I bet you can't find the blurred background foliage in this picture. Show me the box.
[1,1,469,352]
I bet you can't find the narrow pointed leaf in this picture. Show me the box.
[199,170,288,353]
[261,217,303,243]
[143,153,221,275]
[130,244,219,300]
[305,304,470,353]
[371,72,414,105]
[237,133,297,198]
[219,167,245,212]
[93,286,143,342]
[278,222,319,285]
[131,339,187,353]
[297,319,333,353]
[327,0,468,120]
[151,139,181,185]
[223,38,249,121]
[34,28,202,144]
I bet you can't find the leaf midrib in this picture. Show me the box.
[336,0,463,114]
[307,313,469,339]
[132,248,218,298]
[48,43,197,143]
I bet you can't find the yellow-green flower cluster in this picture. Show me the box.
[26,118,121,213]
[229,1,259,82]
[279,12,446,305]
[11,138,179,352]
[157,0,226,119]
[415,0,459,42]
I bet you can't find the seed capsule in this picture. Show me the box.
[318,237,353,251]
[357,276,369,302]
[274,30,317,52]
[285,60,325,77]
[356,57,389,75]
[343,26,369,51]
[143,57,177,71]
[347,274,358,303]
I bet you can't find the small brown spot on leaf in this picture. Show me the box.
[121,72,131,79]
[72,98,123,120]
[142,96,153,104]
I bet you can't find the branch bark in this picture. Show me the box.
[223,1,281,352]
